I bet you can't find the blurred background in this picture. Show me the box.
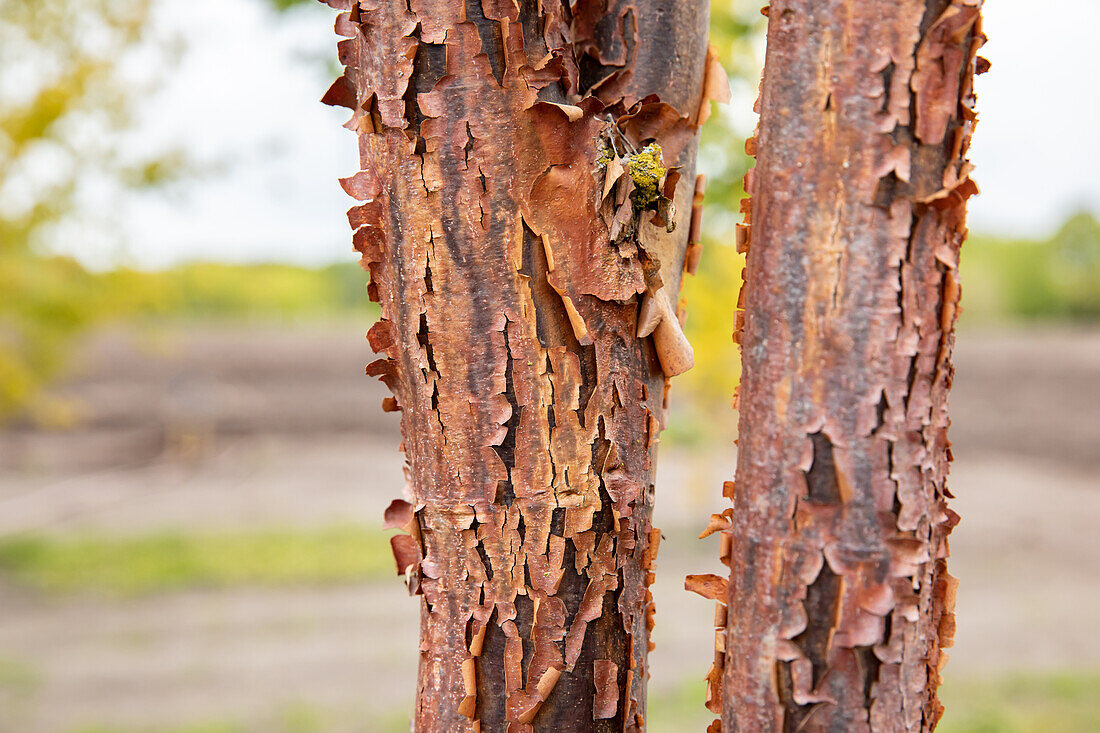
[1,0,1097,731]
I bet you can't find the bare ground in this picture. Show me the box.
[0,322,1096,732]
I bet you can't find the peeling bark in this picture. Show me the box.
[695,2,984,731]
[319,0,719,729]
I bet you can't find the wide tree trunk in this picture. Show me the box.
[695,1,985,730]
[319,0,720,730]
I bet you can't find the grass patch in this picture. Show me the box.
[0,526,395,596]
[64,705,411,733]
[648,678,714,732]
[54,671,1100,732]
[647,671,1100,733]
[71,724,244,733]
[71,725,242,733]
[0,655,40,693]
[938,670,1100,732]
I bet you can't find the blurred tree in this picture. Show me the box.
[0,0,182,421]
[1048,211,1100,318]
[957,211,1100,324]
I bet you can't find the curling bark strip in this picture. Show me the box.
[319,1,723,729]
[692,1,985,730]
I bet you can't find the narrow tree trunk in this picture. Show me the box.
[700,2,984,730]
[320,1,719,729]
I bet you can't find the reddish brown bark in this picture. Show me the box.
[695,2,985,731]
[320,0,721,730]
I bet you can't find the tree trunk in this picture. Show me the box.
[319,1,720,729]
[701,1,984,730]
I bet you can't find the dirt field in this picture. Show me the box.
[0,322,1097,732]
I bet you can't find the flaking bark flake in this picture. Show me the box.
[689,1,984,731]
[320,0,723,730]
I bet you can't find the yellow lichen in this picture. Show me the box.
[596,144,614,167]
[628,143,666,211]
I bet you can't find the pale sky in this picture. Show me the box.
[85,0,1100,269]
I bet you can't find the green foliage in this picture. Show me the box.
[0,254,102,417]
[960,212,1100,324]
[101,262,377,322]
[266,0,316,11]
[698,3,764,229]
[657,1,757,445]
[0,260,377,420]
[674,239,744,444]
[0,0,183,421]
[0,526,394,596]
